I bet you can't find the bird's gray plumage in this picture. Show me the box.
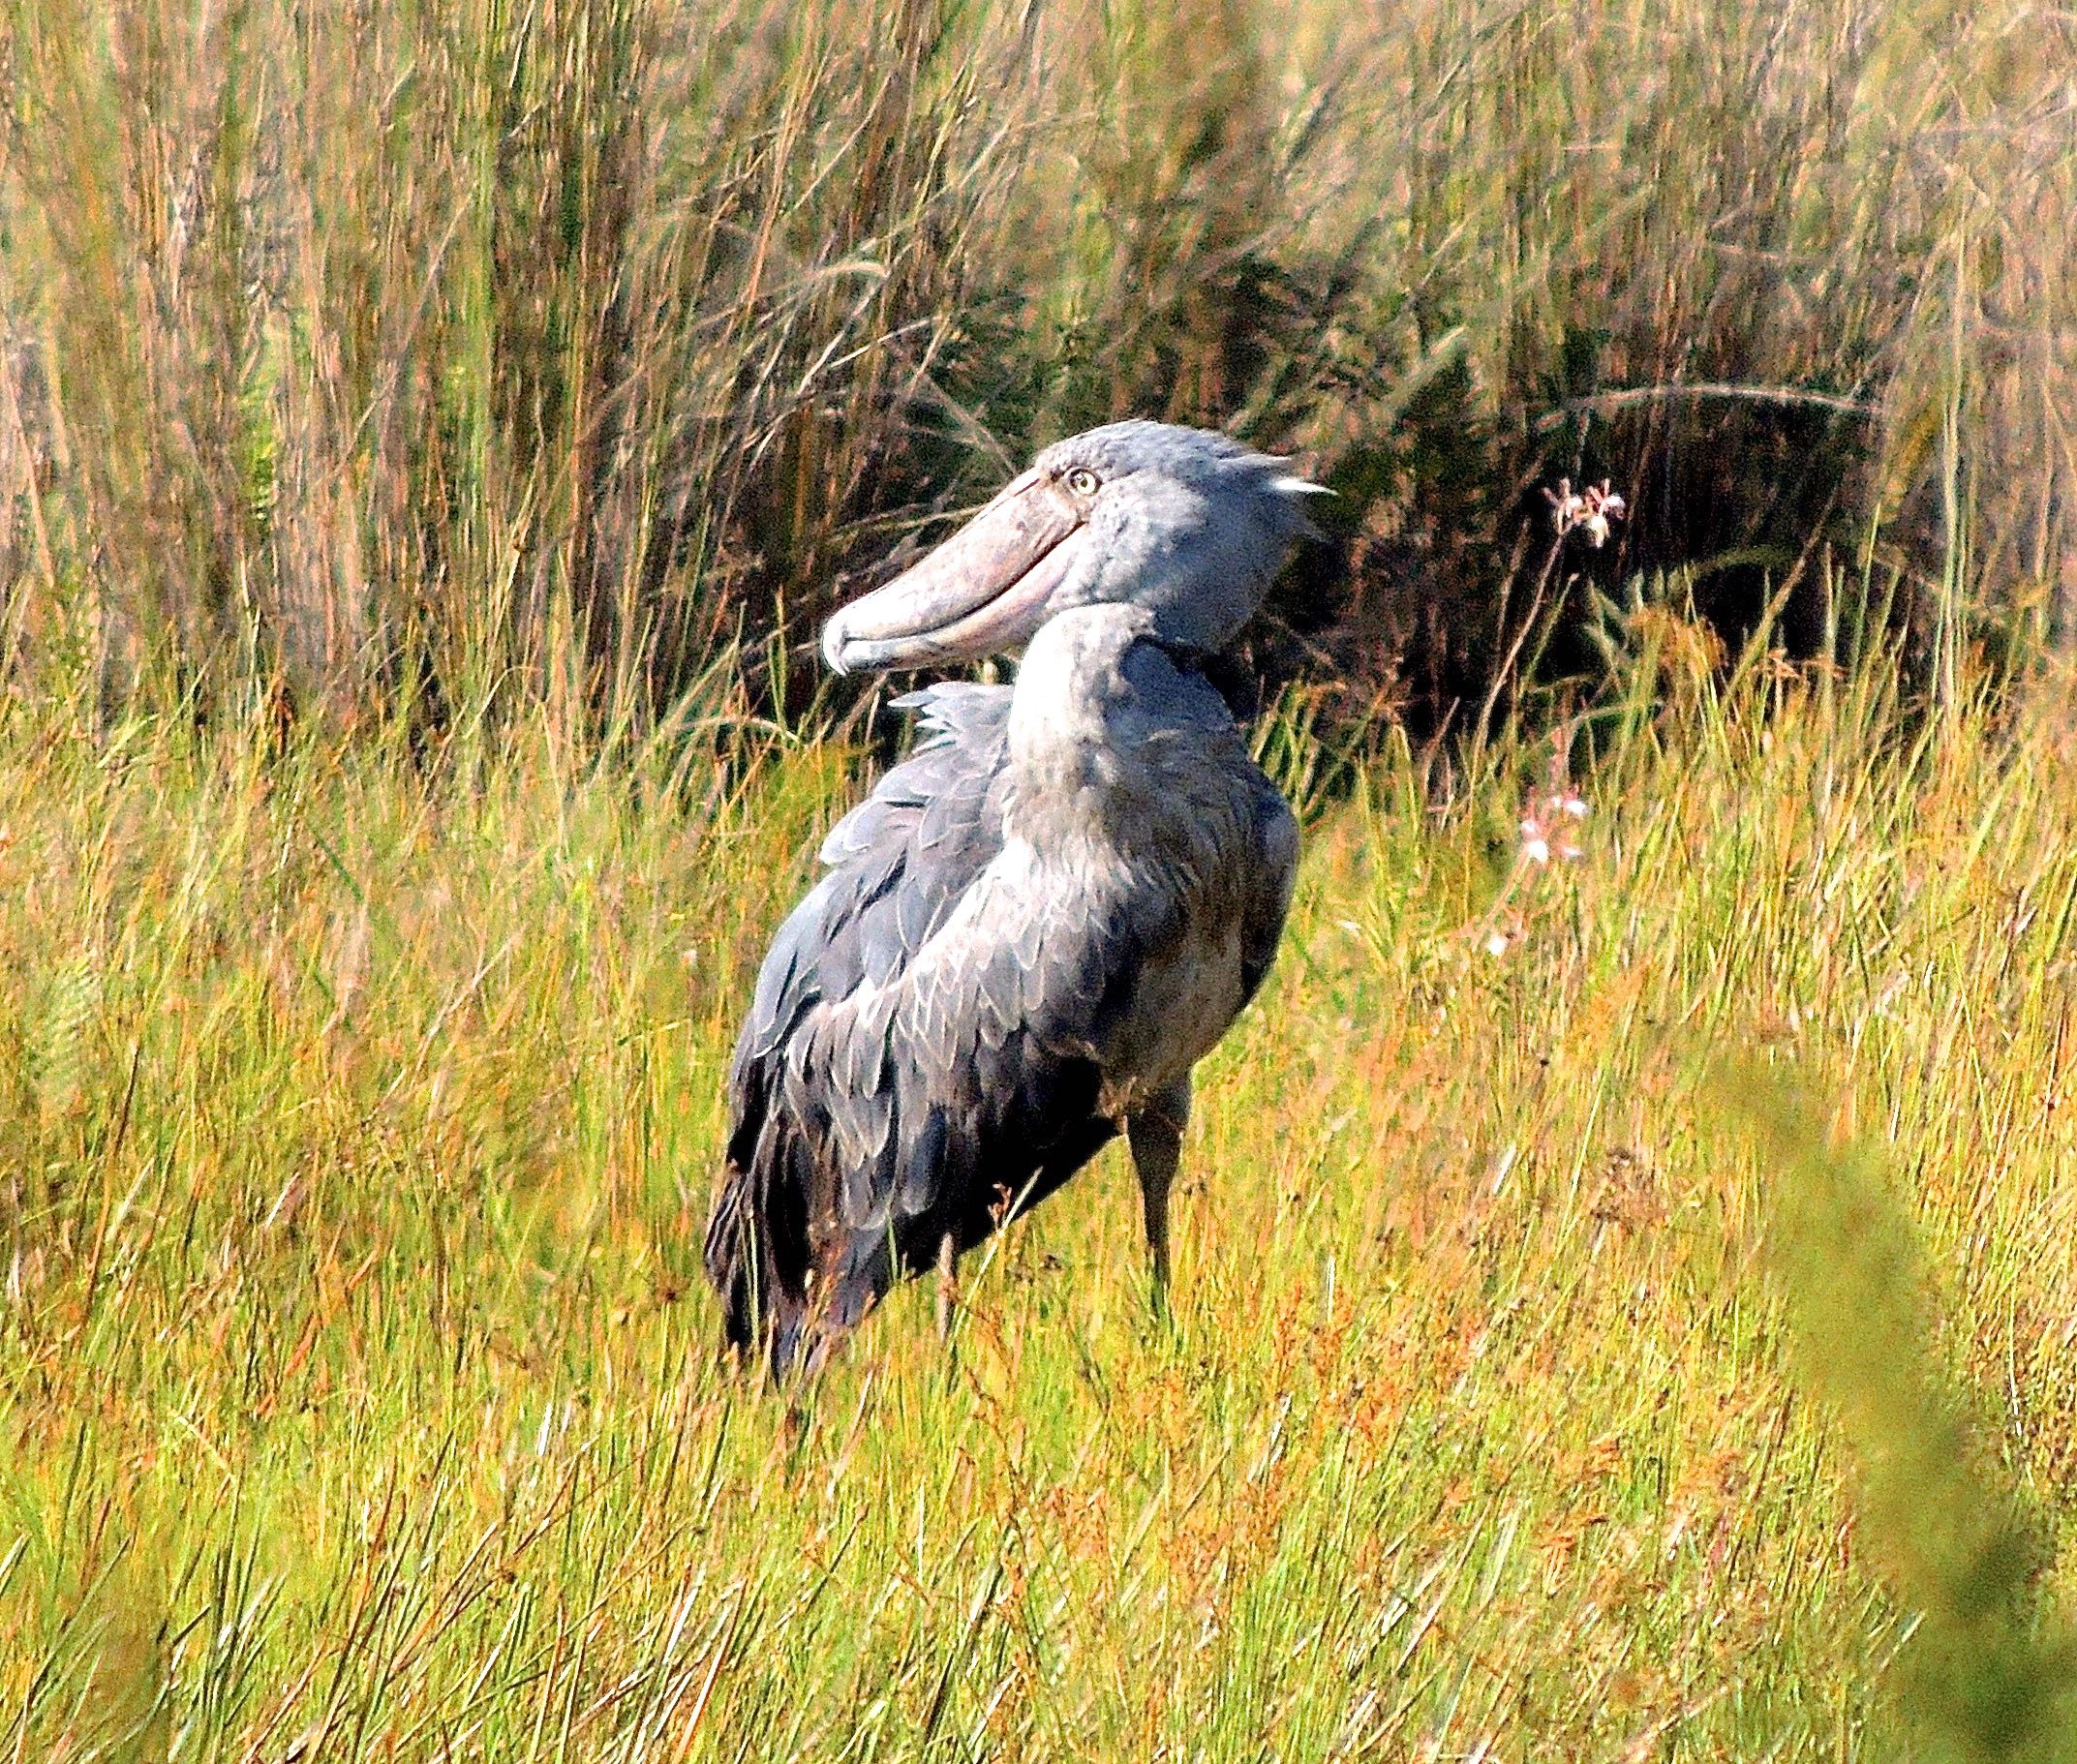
[706,421,1315,1373]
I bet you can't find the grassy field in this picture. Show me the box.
[3,607,2075,1758]
[6,0,2077,1757]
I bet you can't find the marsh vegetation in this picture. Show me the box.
[2,0,2075,1756]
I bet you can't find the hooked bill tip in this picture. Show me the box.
[821,615,853,676]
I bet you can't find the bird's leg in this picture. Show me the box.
[934,1231,959,1341]
[1127,1078,1191,1312]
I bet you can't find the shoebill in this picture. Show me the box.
[704,420,1319,1375]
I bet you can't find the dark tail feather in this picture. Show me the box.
[707,1179,893,1381]
[703,1168,761,1353]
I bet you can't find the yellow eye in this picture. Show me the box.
[1063,466,1101,497]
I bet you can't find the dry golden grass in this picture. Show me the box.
[0,608,2073,1757]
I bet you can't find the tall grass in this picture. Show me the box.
[3,0,2071,727]
[5,3,2077,1756]
[2,586,2075,1756]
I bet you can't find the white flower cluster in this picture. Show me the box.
[1545,477,1628,548]
[1519,791,1589,867]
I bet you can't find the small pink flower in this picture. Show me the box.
[1519,770,1590,869]
[1545,477,1628,548]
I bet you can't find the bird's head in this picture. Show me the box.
[821,421,1326,676]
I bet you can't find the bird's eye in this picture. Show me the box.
[1063,467,1101,498]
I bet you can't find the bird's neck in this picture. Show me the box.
[1001,606,1239,855]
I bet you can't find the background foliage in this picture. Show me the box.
[3,0,2072,730]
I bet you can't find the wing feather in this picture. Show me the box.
[1239,786,1299,1007]
[712,685,1018,1337]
